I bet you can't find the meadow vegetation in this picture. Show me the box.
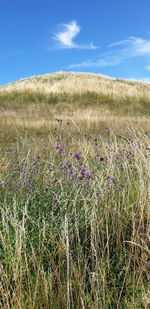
[0,72,150,308]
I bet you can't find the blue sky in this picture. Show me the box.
[0,0,150,84]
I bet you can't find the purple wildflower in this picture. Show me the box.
[73,152,81,160]
[86,170,92,178]
[80,167,92,179]
[80,167,86,176]
[56,144,64,154]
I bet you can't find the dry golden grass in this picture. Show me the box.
[1,72,150,101]
[0,72,150,150]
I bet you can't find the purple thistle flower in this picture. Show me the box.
[80,167,86,176]
[86,170,92,178]
[73,152,81,160]
[80,167,92,179]
[56,144,64,154]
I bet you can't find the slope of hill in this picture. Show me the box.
[0,72,150,150]
[1,71,150,100]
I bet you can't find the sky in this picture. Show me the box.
[0,0,150,84]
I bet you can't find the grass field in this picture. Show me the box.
[0,72,150,308]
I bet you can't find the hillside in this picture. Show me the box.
[0,72,150,150]
[1,71,150,100]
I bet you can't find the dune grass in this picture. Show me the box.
[0,73,150,308]
[0,86,150,151]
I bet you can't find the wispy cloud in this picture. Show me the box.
[68,55,120,69]
[53,20,98,50]
[68,36,150,69]
[110,36,150,56]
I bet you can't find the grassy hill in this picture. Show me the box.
[0,72,150,308]
[0,72,150,149]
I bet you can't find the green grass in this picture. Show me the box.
[1,88,150,114]
[0,129,150,308]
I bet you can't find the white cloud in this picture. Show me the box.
[110,37,150,56]
[53,20,98,50]
[68,36,150,69]
[68,55,120,69]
